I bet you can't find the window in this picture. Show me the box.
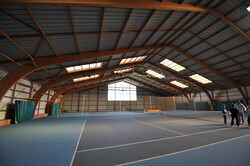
[66,62,103,73]
[108,82,137,101]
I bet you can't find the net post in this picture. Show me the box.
[81,94,85,117]
[173,96,176,112]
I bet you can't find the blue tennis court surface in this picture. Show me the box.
[0,111,249,166]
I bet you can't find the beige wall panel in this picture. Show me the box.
[0,97,11,110]
[0,112,7,120]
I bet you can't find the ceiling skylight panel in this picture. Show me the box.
[170,81,188,88]
[73,75,99,82]
[66,67,75,73]
[160,58,185,72]
[119,55,147,65]
[66,62,103,73]
[146,69,165,79]
[114,68,133,73]
[75,65,82,72]
[189,74,212,84]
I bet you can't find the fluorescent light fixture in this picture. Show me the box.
[189,74,212,84]
[114,68,133,73]
[160,58,185,72]
[146,69,165,79]
[119,56,147,65]
[170,81,188,88]
[66,62,103,73]
[247,6,250,12]
[73,75,99,82]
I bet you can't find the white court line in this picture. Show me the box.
[132,119,186,136]
[117,133,250,166]
[76,127,230,153]
[70,120,87,166]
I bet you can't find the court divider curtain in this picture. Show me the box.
[49,103,61,116]
[176,102,211,111]
[212,99,245,111]
[15,100,35,124]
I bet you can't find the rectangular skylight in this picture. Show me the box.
[119,56,147,65]
[170,81,188,88]
[247,6,250,12]
[189,74,212,84]
[114,68,133,74]
[146,69,165,79]
[73,75,99,82]
[66,62,103,73]
[160,58,185,72]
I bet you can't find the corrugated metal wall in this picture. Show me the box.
[175,86,250,104]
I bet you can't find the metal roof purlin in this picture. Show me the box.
[209,8,250,41]
[69,6,80,53]
[129,9,156,48]
[0,28,37,67]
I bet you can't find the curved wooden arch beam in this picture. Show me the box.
[149,63,214,110]
[1,0,208,12]
[147,77,191,110]
[49,75,120,103]
[59,79,122,104]
[169,45,247,105]
[0,44,165,104]
[33,62,143,108]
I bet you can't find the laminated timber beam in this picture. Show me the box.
[49,75,120,103]
[1,0,208,12]
[59,79,122,104]
[149,63,214,110]
[169,45,248,105]
[33,62,143,108]
[0,44,165,104]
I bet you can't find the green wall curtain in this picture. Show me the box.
[212,99,244,111]
[15,100,35,124]
[49,103,61,116]
[176,102,211,111]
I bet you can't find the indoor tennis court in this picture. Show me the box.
[0,0,250,166]
[1,111,249,166]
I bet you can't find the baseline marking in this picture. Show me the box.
[132,119,186,136]
[117,133,250,166]
[70,120,87,166]
[76,127,230,153]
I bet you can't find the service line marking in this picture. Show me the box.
[117,133,250,166]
